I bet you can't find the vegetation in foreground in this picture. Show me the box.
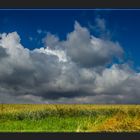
[0,104,140,132]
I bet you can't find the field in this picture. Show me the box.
[0,104,140,132]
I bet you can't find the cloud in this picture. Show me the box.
[37,29,42,34]
[95,17,106,32]
[65,21,123,68]
[0,21,139,104]
[34,47,67,62]
[0,46,8,59]
[88,17,111,39]
[29,37,33,41]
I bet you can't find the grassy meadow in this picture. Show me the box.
[0,104,140,132]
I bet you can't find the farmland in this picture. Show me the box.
[0,104,140,132]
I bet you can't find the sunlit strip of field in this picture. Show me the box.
[0,104,140,132]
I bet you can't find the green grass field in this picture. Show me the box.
[0,104,140,132]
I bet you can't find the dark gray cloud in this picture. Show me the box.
[0,46,8,59]
[0,21,139,104]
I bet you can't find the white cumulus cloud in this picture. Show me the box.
[0,21,139,104]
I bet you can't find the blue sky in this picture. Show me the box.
[0,9,140,103]
[0,10,140,69]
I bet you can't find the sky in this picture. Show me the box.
[0,9,140,104]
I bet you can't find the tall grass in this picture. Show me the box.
[0,104,139,132]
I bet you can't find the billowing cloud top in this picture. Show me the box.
[0,21,139,104]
